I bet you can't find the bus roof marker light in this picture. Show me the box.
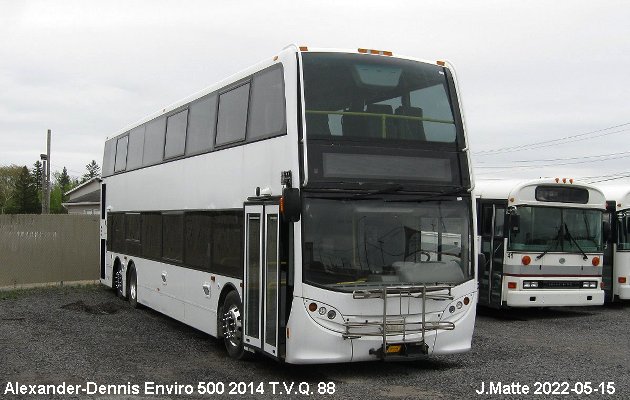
[592,256,600,266]
[299,46,308,51]
[555,178,560,183]
[358,48,368,53]
[562,178,567,183]
[569,178,574,184]
[437,60,446,66]
[273,56,278,61]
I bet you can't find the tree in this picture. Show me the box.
[0,165,23,214]
[6,166,40,214]
[82,160,100,183]
[32,160,43,192]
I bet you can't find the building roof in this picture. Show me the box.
[64,177,101,196]
[63,190,100,205]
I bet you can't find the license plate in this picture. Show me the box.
[386,345,402,354]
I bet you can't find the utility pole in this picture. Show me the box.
[46,129,51,213]
[40,130,51,214]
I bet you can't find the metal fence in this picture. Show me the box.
[0,214,100,288]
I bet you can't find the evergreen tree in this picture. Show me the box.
[0,165,23,214]
[32,160,43,192]
[82,160,101,183]
[57,167,72,204]
[7,166,40,214]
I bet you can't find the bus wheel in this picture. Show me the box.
[221,291,248,360]
[128,265,139,308]
[114,264,124,299]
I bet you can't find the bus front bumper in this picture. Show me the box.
[505,289,604,307]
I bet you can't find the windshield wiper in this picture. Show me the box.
[352,183,403,199]
[385,186,466,203]
[564,223,589,260]
[536,227,563,260]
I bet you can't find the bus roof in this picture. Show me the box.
[596,184,630,211]
[475,178,606,209]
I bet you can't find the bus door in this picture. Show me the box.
[602,201,615,302]
[479,203,505,306]
[243,204,281,358]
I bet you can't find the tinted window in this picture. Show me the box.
[162,213,184,262]
[109,213,125,252]
[216,83,250,146]
[127,126,145,170]
[143,117,166,166]
[211,212,243,277]
[248,67,286,140]
[102,139,116,177]
[142,213,162,259]
[302,52,458,143]
[125,213,142,256]
[535,186,589,204]
[164,110,188,159]
[184,213,211,269]
[114,136,129,172]
[186,94,217,155]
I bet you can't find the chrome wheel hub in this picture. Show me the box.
[115,269,123,293]
[222,305,242,347]
[130,279,136,300]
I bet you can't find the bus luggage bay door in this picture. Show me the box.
[243,204,280,358]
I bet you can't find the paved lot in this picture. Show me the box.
[1,285,629,399]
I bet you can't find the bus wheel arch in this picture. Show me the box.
[217,284,238,339]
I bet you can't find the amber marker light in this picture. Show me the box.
[358,48,368,53]
[508,282,517,289]
[522,255,531,265]
[299,46,308,51]
[437,60,446,66]
[308,302,317,312]
[592,256,600,266]
[463,297,470,305]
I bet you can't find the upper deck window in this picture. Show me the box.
[127,125,145,170]
[143,117,166,166]
[164,109,188,159]
[248,66,286,140]
[302,53,458,144]
[216,83,250,146]
[114,136,129,172]
[186,94,217,156]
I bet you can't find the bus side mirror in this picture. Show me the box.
[282,188,301,222]
[511,214,520,233]
[603,221,612,242]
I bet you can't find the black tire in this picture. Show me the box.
[128,265,139,308]
[221,291,250,360]
[114,263,125,299]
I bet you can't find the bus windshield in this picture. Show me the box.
[302,198,471,290]
[302,52,459,145]
[508,206,603,253]
[617,212,630,250]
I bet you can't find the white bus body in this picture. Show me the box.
[100,46,478,363]
[598,185,630,301]
[475,179,606,308]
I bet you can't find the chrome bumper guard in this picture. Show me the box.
[344,285,455,359]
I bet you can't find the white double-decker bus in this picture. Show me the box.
[99,45,478,363]
[599,185,630,302]
[475,179,606,308]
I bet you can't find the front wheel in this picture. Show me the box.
[221,291,250,360]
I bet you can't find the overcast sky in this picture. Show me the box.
[1,0,628,184]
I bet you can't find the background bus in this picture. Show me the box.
[599,185,630,302]
[100,45,478,363]
[475,178,606,308]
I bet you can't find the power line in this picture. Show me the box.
[475,152,630,170]
[474,122,630,155]
[475,149,630,165]
[586,173,630,184]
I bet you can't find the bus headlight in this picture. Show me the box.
[583,281,597,288]
[523,281,539,289]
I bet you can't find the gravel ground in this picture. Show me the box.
[1,285,628,399]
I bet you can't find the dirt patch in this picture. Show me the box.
[61,300,124,315]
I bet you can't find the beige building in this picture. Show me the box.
[63,177,101,215]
